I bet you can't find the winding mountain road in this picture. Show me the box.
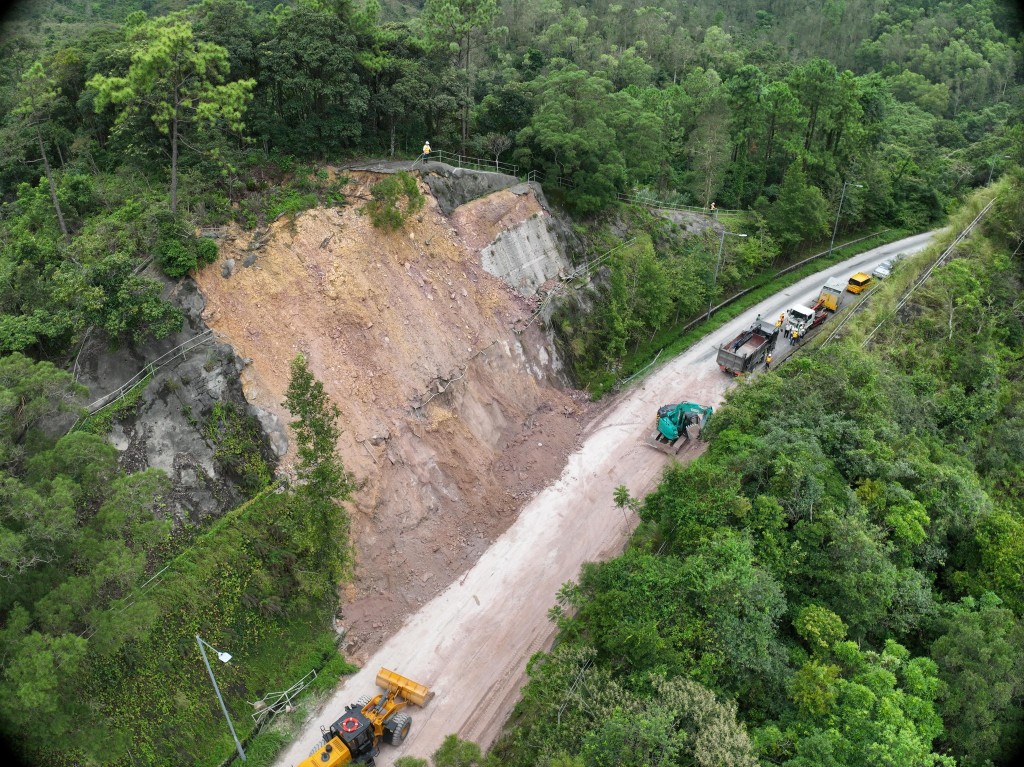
[273,231,937,767]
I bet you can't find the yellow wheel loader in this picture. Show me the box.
[299,667,434,767]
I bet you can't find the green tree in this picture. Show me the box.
[516,64,625,213]
[421,0,500,152]
[255,1,369,156]
[283,354,356,593]
[13,62,69,241]
[929,594,1024,766]
[88,17,255,213]
[769,162,831,251]
[0,353,85,467]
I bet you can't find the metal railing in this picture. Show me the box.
[418,149,519,177]
[250,669,318,729]
[70,329,216,429]
[615,191,747,217]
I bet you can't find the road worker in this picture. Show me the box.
[765,353,772,370]
[422,141,431,162]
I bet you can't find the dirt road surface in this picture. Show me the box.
[273,231,936,767]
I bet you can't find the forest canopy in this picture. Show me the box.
[1,1,1023,766]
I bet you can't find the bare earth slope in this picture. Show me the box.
[194,171,589,658]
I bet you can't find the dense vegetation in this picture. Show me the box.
[0,0,1022,765]
[490,177,1024,766]
[0,0,1019,379]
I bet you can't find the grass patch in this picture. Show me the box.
[76,372,153,435]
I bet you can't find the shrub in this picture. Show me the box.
[196,237,219,267]
[365,172,424,230]
[158,239,197,278]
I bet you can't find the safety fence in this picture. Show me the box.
[251,669,319,729]
[416,148,519,176]
[70,329,216,430]
[615,191,746,217]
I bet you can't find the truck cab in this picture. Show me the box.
[788,304,815,334]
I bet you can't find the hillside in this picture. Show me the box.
[194,169,591,655]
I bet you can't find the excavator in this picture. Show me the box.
[645,401,713,455]
[299,667,434,767]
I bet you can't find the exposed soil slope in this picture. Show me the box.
[194,171,589,654]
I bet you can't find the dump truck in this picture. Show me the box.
[716,317,779,375]
[299,668,434,767]
[645,401,713,455]
[816,277,846,312]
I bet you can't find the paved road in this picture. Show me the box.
[272,230,938,767]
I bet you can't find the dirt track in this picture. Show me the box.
[272,231,936,766]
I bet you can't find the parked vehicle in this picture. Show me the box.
[788,303,827,336]
[873,259,893,279]
[645,402,713,455]
[816,277,846,311]
[716,317,779,375]
[847,272,873,293]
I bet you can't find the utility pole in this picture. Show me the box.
[827,181,864,261]
[197,635,246,762]
[706,229,748,322]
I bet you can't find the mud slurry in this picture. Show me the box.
[193,171,590,657]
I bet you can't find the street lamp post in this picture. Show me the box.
[706,229,748,321]
[987,155,1010,185]
[196,635,246,762]
[827,181,864,261]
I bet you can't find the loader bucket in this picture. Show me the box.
[376,667,435,707]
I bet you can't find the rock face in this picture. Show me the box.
[191,169,589,653]
[71,278,278,524]
[420,165,521,215]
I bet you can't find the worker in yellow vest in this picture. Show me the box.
[422,141,431,163]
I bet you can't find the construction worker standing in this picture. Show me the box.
[422,141,431,163]
[765,353,772,370]
[790,327,799,346]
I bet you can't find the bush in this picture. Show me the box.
[158,239,197,278]
[365,172,424,230]
[158,235,220,278]
[196,237,219,267]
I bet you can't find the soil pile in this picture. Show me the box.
[194,171,590,655]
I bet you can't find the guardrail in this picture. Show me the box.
[70,329,216,430]
[615,191,746,217]
[418,149,519,176]
[678,229,890,336]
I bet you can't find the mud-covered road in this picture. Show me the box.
[273,231,937,767]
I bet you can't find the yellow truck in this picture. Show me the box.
[817,277,846,311]
[846,272,873,294]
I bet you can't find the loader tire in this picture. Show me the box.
[350,694,373,711]
[384,711,412,746]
